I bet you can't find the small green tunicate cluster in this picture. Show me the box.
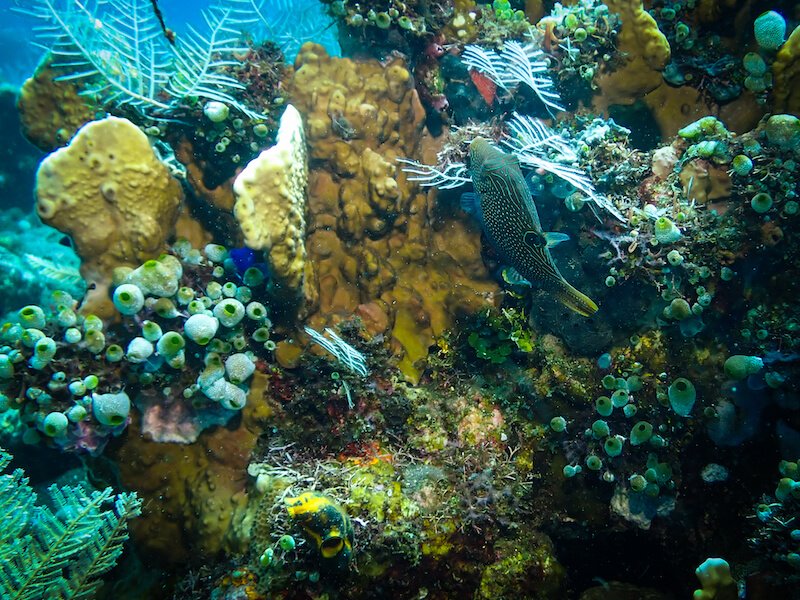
[0,241,274,453]
[751,459,800,571]
[685,139,730,163]
[678,116,730,142]
[335,1,427,34]
[544,0,620,97]
[0,292,126,452]
[555,354,677,492]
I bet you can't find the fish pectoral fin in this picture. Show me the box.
[460,192,483,221]
[502,267,531,288]
[544,232,570,248]
[523,230,547,248]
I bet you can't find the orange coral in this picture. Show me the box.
[286,43,498,381]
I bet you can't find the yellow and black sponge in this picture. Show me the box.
[285,491,354,569]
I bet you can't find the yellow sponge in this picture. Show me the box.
[233,104,308,303]
[774,25,800,116]
[35,116,183,316]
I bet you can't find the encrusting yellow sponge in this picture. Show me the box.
[233,104,309,305]
[35,116,183,317]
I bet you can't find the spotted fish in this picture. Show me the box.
[465,137,598,317]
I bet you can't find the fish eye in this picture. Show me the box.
[523,231,545,248]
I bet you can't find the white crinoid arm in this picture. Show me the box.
[21,0,173,113]
[167,6,267,119]
[461,45,509,90]
[502,113,577,162]
[516,152,626,222]
[396,159,471,190]
[499,41,564,114]
[304,326,369,378]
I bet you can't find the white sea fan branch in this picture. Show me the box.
[502,112,577,162]
[304,326,368,378]
[461,45,509,90]
[396,159,471,190]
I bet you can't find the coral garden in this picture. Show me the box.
[0,0,799,598]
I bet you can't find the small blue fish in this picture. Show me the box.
[466,137,598,317]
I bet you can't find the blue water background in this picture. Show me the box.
[0,0,340,87]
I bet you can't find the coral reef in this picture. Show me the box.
[2,2,800,599]
[287,43,497,381]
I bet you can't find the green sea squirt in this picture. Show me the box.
[466,138,598,317]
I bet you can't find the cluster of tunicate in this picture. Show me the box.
[742,51,772,97]
[678,117,732,164]
[324,0,428,35]
[657,6,744,103]
[542,0,621,105]
[750,459,800,571]
[726,115,799,225]
[0,292,129,454]
[110,242,271,421]
[0,241,274,453]
[551,348,679,504]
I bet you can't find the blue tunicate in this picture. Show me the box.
[603,435,624,457]
[601,374,618,389]
[597,353,612,369]
[630,421,653,446]
[595,396,613,417]
[611,389,630,408]
[731,154,753,176]
[742,52,767,76]
[668,378,696,416]
[43,411,68,437]
[592,419,610,438]
[550,416,567,432]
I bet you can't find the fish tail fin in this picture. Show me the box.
[554,280,599,317]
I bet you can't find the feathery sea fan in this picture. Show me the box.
[0,448,141,599]
[17,0,265,117]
